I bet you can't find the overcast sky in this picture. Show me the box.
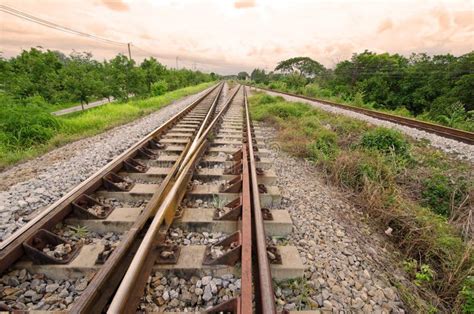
[1,0,473,74]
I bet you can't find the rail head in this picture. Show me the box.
[243,85,277,313]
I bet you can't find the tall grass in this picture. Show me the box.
[249,92,473,312]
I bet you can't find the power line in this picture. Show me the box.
[0,4,218,72]
[1,5,169,63]
[0,4,128,47]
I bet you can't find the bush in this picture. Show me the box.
[0,103,60,147]
[302,83,321,97]
[430,100,468,128]
[258,94,278,104]
[460,276,474,313]
[361,127,410,157]
[266,102,312,119]
[151,80,168,96]
[268,81,287,91]
[421,173,469,217]
[351,91,366,107]
[307,130,338,162]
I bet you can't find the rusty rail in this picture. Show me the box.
[250,85,474,145]
[107,86,241,313]
[244,87,277,313]
[240,144,253,313]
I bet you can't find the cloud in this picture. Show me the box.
[100,0,130,12]
[234,0,256,9]
[377,19,393,33]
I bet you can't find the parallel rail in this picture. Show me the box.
[0,83,289,313]
[107,86,242,312]
[251,85,474,145]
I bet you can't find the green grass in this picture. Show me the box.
[0,82,215,169]
[249,92,473,312]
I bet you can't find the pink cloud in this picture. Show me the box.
[234,0,256,9]
[99,0,129,12]
[377,19,393,33]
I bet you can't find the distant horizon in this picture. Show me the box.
[2,46,473,76]
[1,0,473,75]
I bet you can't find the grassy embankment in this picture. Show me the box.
[249,92,473,313]
[0,82,215,169]
[251,83,474,132]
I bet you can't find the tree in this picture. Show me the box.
[275,57,325,79]
[140,57,166,93]
[151,80,168,96]
[6,48,63,102]
[96,61,114,102]
[237,71,249,80]
[250,68,268,84]
[61,52,100,109]
[108,54,145,100]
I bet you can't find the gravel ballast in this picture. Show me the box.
[254,87,474,162]
[0,86,216,242]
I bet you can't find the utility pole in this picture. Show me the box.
[176,56,179,69]
[127,43,132,60]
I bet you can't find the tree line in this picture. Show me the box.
[0,48,217,106]
[240,52,474,130]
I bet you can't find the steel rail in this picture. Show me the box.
[244,86,277,313]
[177,86,223,172]
[70,83,225,313]
[178,85,244,173]
[107,86,241,313]
[240,117,253,314]
[0,83,223,274]
[250,85,474,145]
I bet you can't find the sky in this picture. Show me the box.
[1,0,473,74]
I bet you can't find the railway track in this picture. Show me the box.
[250,85,474,145]
[0,82,304,313]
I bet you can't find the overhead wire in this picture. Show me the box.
[0,5,128,47]
[1,4,226,72]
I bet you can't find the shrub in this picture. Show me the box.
[460,276,474,313]
[421,173,469,217]
[266,102,312,119]
[268,81,287,91]
[361,127,410,157]
[151,80,168,96]
[415,264,435,287]
[302,83,321,97]
[346,91,365,107]
[258,94,278,104]
[307,130,338,162]
[331,150,394,197]
[0,104,60,147]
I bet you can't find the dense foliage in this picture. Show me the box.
[248,51,474,131]
[0,48,217,105]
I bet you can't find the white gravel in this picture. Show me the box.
[252,87,474,163]
[0,85,216,242]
